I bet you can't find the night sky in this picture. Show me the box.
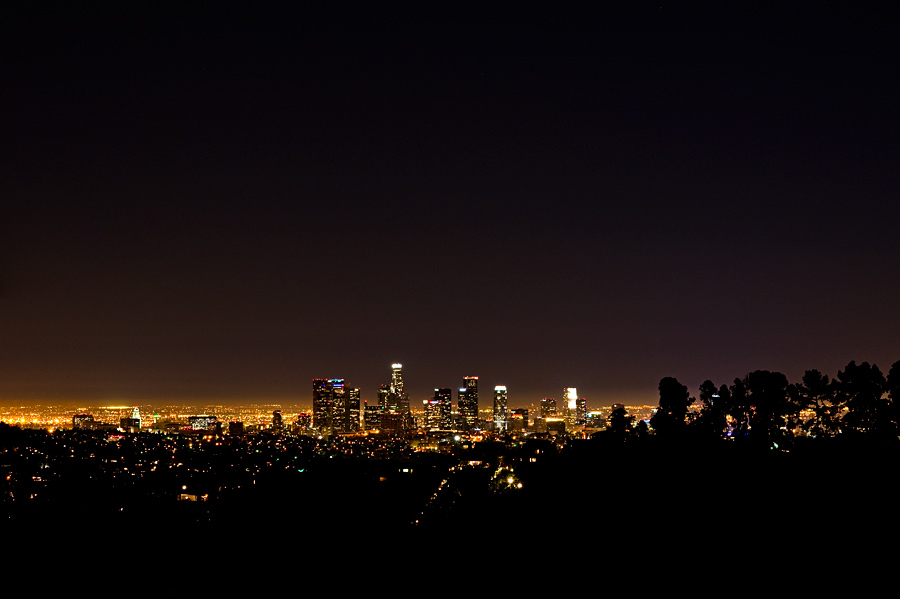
[3,3,899,407]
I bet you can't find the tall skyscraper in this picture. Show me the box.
[380,364,409,415]
[424,396,442,431]
[346,387,361,432]
[319,379,360,433]
[540,397,557,418]
[332,379,347,431]
[575,397,587,426]
[390,363,404,398]
[434,387,452,430]
[313,378,334,432]
[378,383,393,412]
[493,386,508,432]
[564,387,578,427]
[459,376,479,429]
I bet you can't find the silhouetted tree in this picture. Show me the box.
[885,360,900,434]
[607,406,634,440]
[692,379,726,439]
[727,377,750,438]
[651,377,692,437]
[744,370,793,444]
[795,369,839,437]
[836,361,888,435]
[634,418,650,439]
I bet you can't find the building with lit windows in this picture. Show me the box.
[564,387,578,427]
[433,387,452,429]
[295,413,311,430]
[378,363,409,415]
[459,376,479,429]
[510,408,529,432]
[363,401,381,431]
[313,378,334,431]
[575,397,587,426]
[72,413,94,428]
[493,386,508,432]
[391,363,404,398]
[188,415,218,431]
[314,378,359,433]
[540,398,557,418]
[378,383,393,412]
[424,397,442,430]
[346,387,361,432]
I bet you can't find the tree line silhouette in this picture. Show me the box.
[607,359,900,446]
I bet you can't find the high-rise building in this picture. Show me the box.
[564,387,578,427]
[346,387,361,432]
[378,383,393,412]
[332,379,347,431]
[313,378,334,431]
[295,413,311,430]
[391,363,411,414]
[459,376,479,429]
[390,363,404,398]
[315,378,359,433]
[540,398,557,418]
[424,397,442,431]
[510,408,529,432]
[493,386,508,432]
[434,387,452,430]
[378,363,409,414]
[272,409,283,431]
[575,397,587,426]
[363,401,381,431]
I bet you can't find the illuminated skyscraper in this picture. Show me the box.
[564,387,578,427]
[332,379,347,431]
[493,386,508,432]
[424,396,442,430]
[575,397,587,426]
[391,363,404,398]
[364,401,381,430]
[380,364,409,415]
[459,376,479,429]
[321,379,360,433]
[540,398,557,418]
[378,383,393,411]
[346,387,361,432]
[313,378,334,432]
[434,387,452,430]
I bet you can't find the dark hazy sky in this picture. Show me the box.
[2,3,899,407]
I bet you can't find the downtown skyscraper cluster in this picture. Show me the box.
[311,364,519,435]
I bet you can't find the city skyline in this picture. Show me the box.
[3,5,898,408]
